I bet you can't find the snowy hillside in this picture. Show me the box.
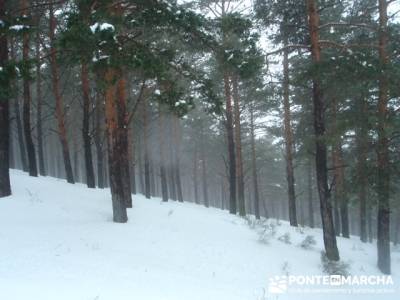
[0,170,398,300]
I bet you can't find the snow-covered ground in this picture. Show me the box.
[0,170,398,300]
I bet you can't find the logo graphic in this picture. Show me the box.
[268,276,288,294]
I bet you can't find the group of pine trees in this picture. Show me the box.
[0,0,399,275]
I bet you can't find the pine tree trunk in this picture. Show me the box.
[200,127,209,207]
[307,160,315,228]
[22,0,37,177]
[250,105,260,220]
[104,69,128,223]
[307,0,339,261]
[11,40,28,172]
[223,73,237,214]
[94,84,105,189]
[116,77,132,208]
[35,28,45,176]
[282,40,297,226]
[173,117,183,202]
[81,62,95,188]
[158,106,168,202]
[0,1,11,197]
[142,101,151,199]
[376,0,391,275]
[357,96,368,242]
[193,145,199,204]
[232,75,245,216]
[49,1,74,184]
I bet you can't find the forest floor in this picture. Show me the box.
[0,170,399,300]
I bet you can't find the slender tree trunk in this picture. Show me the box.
[173,117,183,202]
[11,40,28,172]
[0,0,11,197]
[94,83,105,188]
[223,73,237,214]
[142,101,151,199]
[81,62,95,188]
[35,27,45,176]
[193,144,199,204]
[22,0,37,177]
[282,38,297,226]
[49,1,74,184]
[357,97,368,242]
[232,75,245,216]
[307,0,339,261]
[307,160,315,228]
[250,105,260,219]
[104,69,127,223]
[331,98,349,238]
[200,127,209,207]
[158,106,168,202]
[116,77,132,208]
[376,0,390,275]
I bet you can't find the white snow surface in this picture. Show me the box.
[0,170,399,300]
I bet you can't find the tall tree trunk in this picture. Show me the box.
[158,106,168,202]
[11,40,28,172]
[142,101,151,199]
[0,0,11,197]
[49,1,74,184]
[282,38,297,226]
[81,62,95,188]
[232,75,245,216]
[94,82,105,188]
[116,77,132,208]
[104,69,128,223]
[35,27,45,176]
[307,0,339,261]
[173,117,183,202]
[223,73,237,214]
[200,127,209,207]
[376,0,390,275]
[250,105,260,220]
[307,159,315,228]
[193,144,199,204]
[22,0,37,177]
[331,98,349,238]
[357,97,368,242]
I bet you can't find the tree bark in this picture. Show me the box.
[232,75,245,216]
[142,101,151,199]
[193,143,199,204]
[376,0,390,275]
[0,0,11,197]
[200,126,209,207]
[307,0,339,261]
[158,105,168,202]
[11,40,28,172]
[104,69,128,223]
[49,1,74,184]
[250,105,260,219]
[357,97,368,242]
[307,160,315,228]
[282,38,297,226]
[22,0,37,177]
[173,117,183,202]
[223,73,237,214]
[116,77,132,208]
[94,80,105,188]
[81,62,95,188]
[35,26,45,176]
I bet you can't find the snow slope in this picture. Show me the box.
[0,170,398,300]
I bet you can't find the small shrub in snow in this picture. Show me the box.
[320,252,350,276]
[295,226,305,234]
[281,261,291,276]
[278,232,291,244]
[299,235,316,250]
[258,222,277,244]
